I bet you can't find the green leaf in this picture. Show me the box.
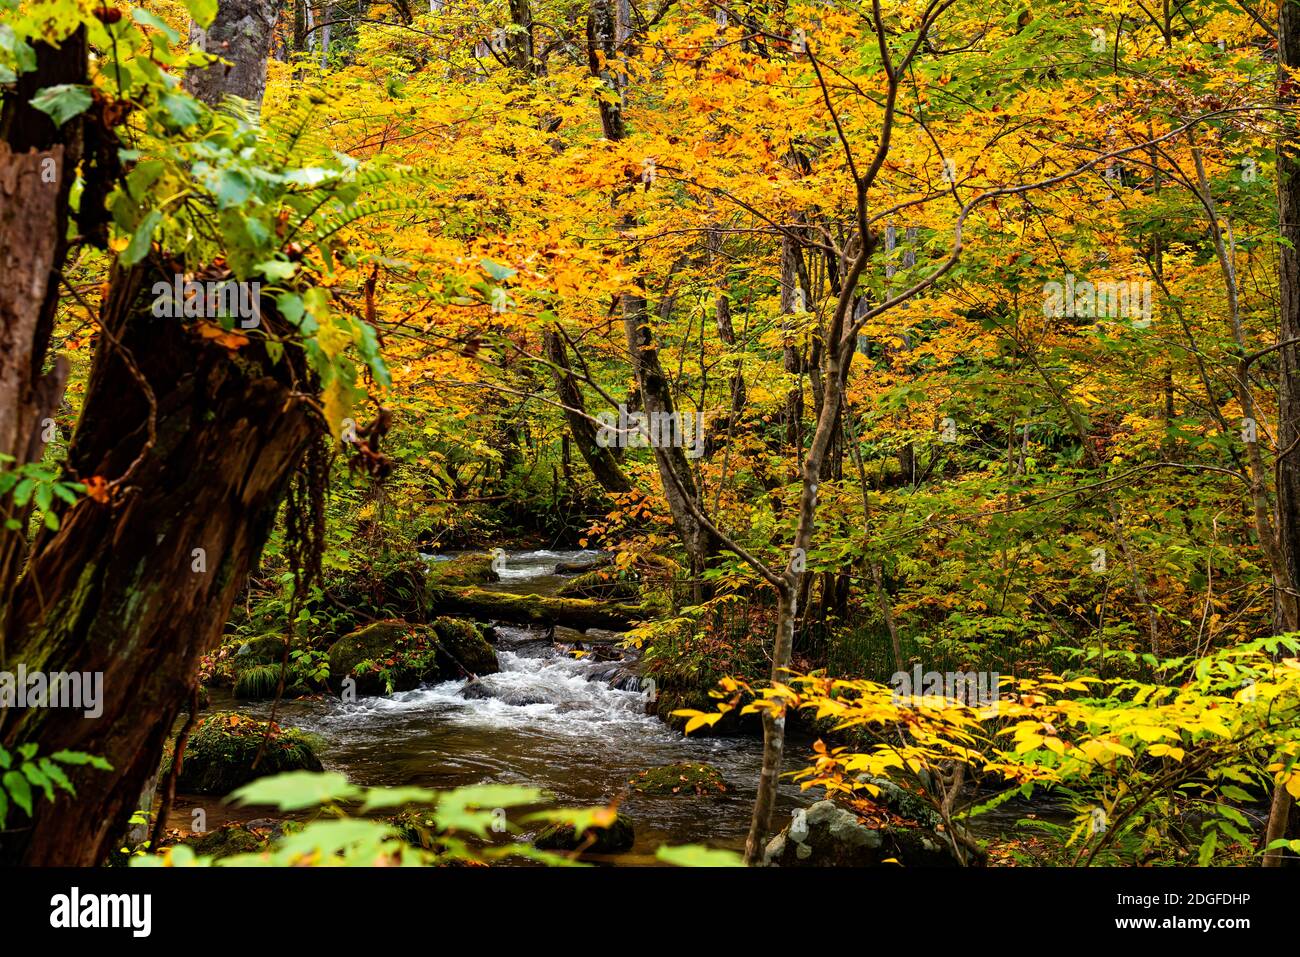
[30,84,94,127]
[1197,829,1218,866]
[480,258,516,281]
[132,9,180,43]
[21,763,53,802]
[159,91,204,128]
[3,770,32,817]
[50,749,112,770]
[121,209,162,267]
[229,771,361,811]
[37,758,74,796]
[0,24,36,75]
[183,0,219,28]
[256,259,298,282]
[655,844,746,867]
[214,169,254,209]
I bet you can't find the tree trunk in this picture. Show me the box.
[623,289,721,581]
[1265,0,1300,866]
[0,264,316,865]
[543,328,630,493]
[586,0,624,141]
[185,0,284,110]
[0,3,310,865]
[0,32,88,624]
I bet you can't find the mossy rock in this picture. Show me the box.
[431,616,498,675]
[557,569,640,602]
[327,618,498,696]
[166,711,324,796]
[630,762,727,795]
[424,553,500,588]
[762,800,960,867]
[534,815,634,854]
[179,824,268,861]
[235,634,289,665]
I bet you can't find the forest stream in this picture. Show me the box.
[170,548,812,863]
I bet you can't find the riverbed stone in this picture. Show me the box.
[424,552,500,587]
[534,814,635,854]
[762,800,957,867]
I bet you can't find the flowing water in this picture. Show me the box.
[180,549,805,862]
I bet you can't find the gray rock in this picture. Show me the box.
[763,800,958,867]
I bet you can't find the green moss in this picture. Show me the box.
[534,815,634,854]
[430,616,498,676]
[327,618,498,696]
[424,553,499,588]
[236,635,288,664]
[165,711,323,795]
[630,762,727,795]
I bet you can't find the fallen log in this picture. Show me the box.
[428,586,645,632]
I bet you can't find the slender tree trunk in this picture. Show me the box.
[586,0,624,141]
[543,327,630,493]
[1264,0,1300,866]
[507,0,534,72]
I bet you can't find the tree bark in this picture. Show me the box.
[1264,0,1300,866]
[0,32,88,625]
[0,264,316,865]
[185,0,284,110]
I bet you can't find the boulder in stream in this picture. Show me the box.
[166,712,323,796]
[630,762,728,795]
[177,823,271,860]
[424,552,501,588]
[327,618,499,696]
[762,800,958,867]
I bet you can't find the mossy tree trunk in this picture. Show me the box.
[0,264,316,865]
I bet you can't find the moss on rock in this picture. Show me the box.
[166,712,323,796]
[327,618,498,696]
[630,762,727,795]
[424,553,500,588]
